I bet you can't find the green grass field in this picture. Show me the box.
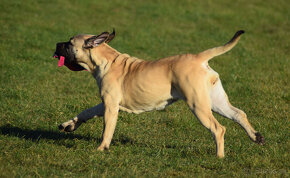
[0,0,289,177]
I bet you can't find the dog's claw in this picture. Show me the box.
[255,132,265,145]
[59,123,74,132]
[64,125,72,132]
[97,145,109,151]
[58,124,64,131]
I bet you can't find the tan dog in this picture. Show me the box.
[54,30,264,158]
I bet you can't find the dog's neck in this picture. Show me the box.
[95,43,120,62]
[90,43,120,87]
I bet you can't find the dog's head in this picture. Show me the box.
[53,29,115,71]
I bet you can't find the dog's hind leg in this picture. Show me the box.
[186,89,226,158]
[210,79,265,144]
[59,103,105,132]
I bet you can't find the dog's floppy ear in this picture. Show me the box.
[83,32,110,49]
[105,28,115,43]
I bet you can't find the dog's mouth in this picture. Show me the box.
[53,53,85,71]
[53,54,65,67]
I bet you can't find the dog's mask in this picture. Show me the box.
[53,29,115,71]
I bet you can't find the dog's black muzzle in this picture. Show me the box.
[54,42,85,71]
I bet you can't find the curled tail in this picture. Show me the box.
[197,30,245,62]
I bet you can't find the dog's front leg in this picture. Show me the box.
[97,97,119,151]
[59,103,105,132]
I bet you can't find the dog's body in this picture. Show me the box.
[54,30,264,158]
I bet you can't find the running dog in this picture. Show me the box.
[54,30,264,158]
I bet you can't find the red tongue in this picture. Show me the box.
[58,56,65,67]
[54,55,85,71]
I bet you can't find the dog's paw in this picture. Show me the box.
[97,143,110,151]
[97,146,105,151]
[254,132,265,145]
[58,123,74,132]
[58,118,81,132]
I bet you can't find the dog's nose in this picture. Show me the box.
[56,43,62,49]
[55,42,66,58]
[56,42,66,49]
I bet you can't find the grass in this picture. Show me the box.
[0,0,289,177]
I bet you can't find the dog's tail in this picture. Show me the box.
[197,30,244,62]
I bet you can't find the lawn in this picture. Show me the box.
[0,0,289,177]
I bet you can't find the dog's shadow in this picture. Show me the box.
[0,124,135,148]
[0,125,199,155]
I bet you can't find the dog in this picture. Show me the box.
[54,29,264,158]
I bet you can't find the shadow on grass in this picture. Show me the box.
[0,124,94,142]
[0,124,136,147]
[0,125,200,152]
